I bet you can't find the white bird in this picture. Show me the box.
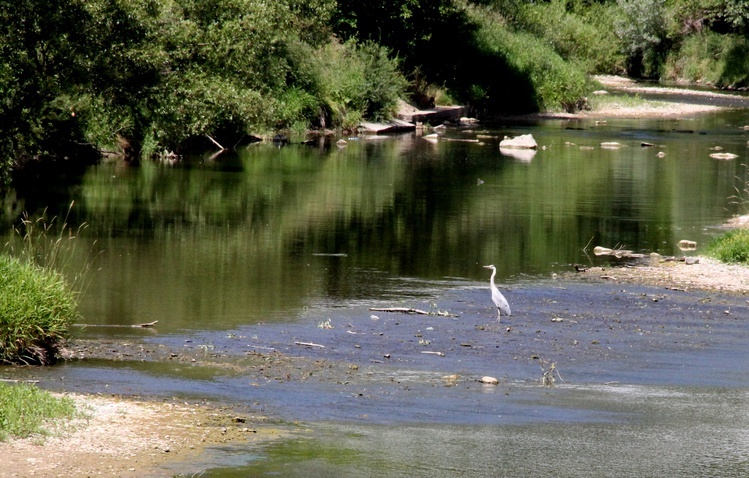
[483,265,511,321]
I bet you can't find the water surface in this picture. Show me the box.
[3,110,749,476]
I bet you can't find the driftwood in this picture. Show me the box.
[73,320,158,328]
[205,134,225,150]
[294,341,325,348]
[369,307,431,315]
[369,307,457,317]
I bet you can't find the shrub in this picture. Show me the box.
[288,39,407,129]
[706,229,749,264]
[514,0,625,74]
[0,209,85,365]
[664,32,749,88]
[467,5,591,114]
[0,255,78,364]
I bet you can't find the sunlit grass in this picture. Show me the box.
[0,383,79,441]
[706,229,749,265]
[587,93,671,112]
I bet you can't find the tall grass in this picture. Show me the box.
[0,204,87,365]
[0,383,78,440]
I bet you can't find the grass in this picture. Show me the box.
[706,229,749,265]
[0,204,86,365]
[0,255,78,364]
[586,93,671,112]
[0,383,79,441]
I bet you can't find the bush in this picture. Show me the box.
[706,229,749,264]
[513,0,625,74]
[467,5,591,114]
[288,39,407,129]
[665,32,749,88]
[0,255,78,364]
[0,209,84,365]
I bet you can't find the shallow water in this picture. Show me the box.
[3,108,749,476]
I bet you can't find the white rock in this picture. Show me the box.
[710,152,739,160]
[499,134,537,150]
[479,376,499,385]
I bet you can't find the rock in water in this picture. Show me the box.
[499,134,537,150]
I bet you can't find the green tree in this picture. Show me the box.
[615,0,669,77]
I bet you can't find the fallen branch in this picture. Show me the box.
[294,341,325,348]
[421,351,445,357]
[205,134,225,150]
[369,307,431,315]
[73,320,158,328]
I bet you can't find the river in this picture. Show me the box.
[2,108,749,476]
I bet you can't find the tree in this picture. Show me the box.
[615,0,668,77]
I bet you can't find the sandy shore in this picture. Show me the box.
[0,394,285,478]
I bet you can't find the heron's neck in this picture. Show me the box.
[490,269,496,287]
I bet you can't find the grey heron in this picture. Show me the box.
[483,265,511,321]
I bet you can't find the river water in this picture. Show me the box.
[3,108,749,476]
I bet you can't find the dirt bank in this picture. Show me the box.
[0,394,285,478]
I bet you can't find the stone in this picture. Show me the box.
[709,152,739,160]
[499,134,537,150]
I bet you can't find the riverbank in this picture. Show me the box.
[583,75,749,118]
[0,394,286,477]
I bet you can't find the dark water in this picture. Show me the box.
[4,112,749,333]
[3,110,749,476]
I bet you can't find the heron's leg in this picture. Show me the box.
[496,309,501,322]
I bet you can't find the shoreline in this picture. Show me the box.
[0,394,287,478]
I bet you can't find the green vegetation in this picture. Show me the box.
[0,383,78,440]
[0,210,84,365]
[706,229,749,264]
[1,0,749,176]
[0,255,79,364]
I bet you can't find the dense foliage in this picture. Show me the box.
[1,0,749,172]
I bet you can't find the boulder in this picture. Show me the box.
[499,134,537,150]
